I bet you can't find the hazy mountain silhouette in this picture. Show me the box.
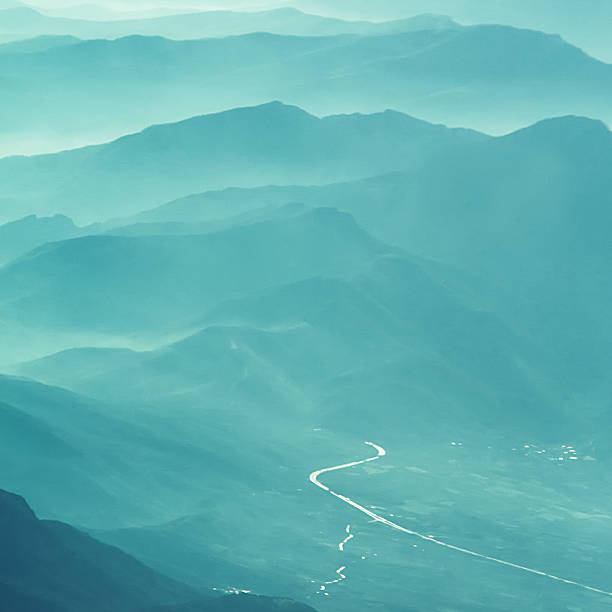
[17,247,569,440]
[0,208,392,332]
[2,25,612,156]
[292,0,612,62]
[0,102,483,222]
[0,374,256,527]
[0,214,80,263]
[0,33,80,54]
[103,114,612,389]
[6,113,611,392]
[0,6,456,40]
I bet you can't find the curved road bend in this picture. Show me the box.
[309,441,612,598]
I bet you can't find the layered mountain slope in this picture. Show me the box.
[2,25,612,156]
[294,0,612,62]
[0,101,484,222]
[118,115,612,387]
[0,6,455,40]
[0,375,255,527]
[18,251,571,440]
[0,208,393,332]
[0,214,80,263]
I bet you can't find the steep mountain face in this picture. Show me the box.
[2,24,611,156]
[0,489,200,612]
[0,102,484,222]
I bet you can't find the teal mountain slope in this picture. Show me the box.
[292,0,612,62]
[0,208,393,332]
[0,375,252,527]
[0,488,201,612]
[1,25,611,155]
[0,33,80,54]
[114,115,612,386]
[0,102,484,222]
[0,488,317,612]
[17,251,575,441]
[0,6,456,40]
[0,214,80,263]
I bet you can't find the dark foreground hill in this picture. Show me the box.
[0,488,199,612]
[0,488,317,612]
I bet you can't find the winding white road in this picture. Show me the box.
[309,441,612,598]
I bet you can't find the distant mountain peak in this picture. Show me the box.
[503,115,611,147]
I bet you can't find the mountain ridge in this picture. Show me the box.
[0,101,486,223]
[2,22,612,156]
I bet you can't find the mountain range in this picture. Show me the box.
[0,6,456,40]
[0,373,261,527]
[4,4,612,612]
[3,107,612,394]
[2,23,612,156]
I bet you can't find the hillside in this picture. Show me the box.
[0,488,317,612]
[0,208,392,332]
[0,488,200,611]
[0,6,455,40]
[0,375,255,527]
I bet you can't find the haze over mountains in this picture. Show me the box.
[0,102,484,222]
[11,0,612,62]
[294,0,612,62]
[3,3,612,612]
[2,20,612,155]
